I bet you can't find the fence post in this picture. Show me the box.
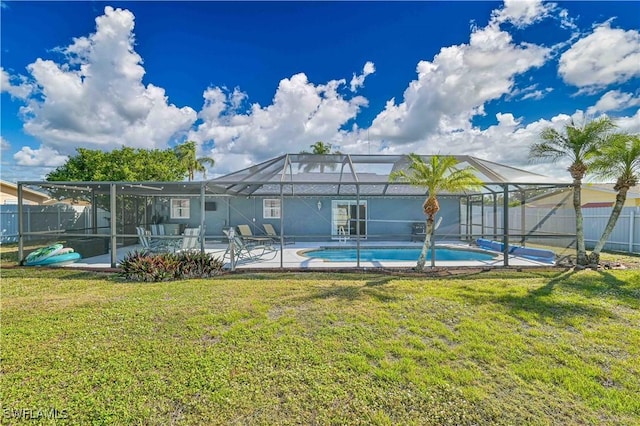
[630,210,635,253]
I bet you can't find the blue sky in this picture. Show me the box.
[1,1,639,182]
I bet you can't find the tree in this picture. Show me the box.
[529,116,616,266]
[299,141,341,173]
[46,146,187,182]
[587,133,640,264]
[175,141,215,181]
[390,154,482,271]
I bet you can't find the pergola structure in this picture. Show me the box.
[18,154,574,268]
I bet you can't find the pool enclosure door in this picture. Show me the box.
[331,200,367,240]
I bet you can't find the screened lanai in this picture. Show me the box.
[17,154,575,269]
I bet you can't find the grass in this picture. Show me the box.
[2,265,639,425]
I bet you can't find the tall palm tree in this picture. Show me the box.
[588,134,640,264]
[390,154,482,271]
[529,116,615,266]
[299,141,341,173]
[175,141,215,181]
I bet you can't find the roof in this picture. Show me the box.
[209,154,570,196]
[1,180,51,201]
[583,183,640,199]
[17,154,572,198]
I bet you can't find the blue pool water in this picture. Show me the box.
[302,247,497,262]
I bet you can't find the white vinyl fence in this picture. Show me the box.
[469,205,639,254]
[583,207,639,253]
[0,204,110,244]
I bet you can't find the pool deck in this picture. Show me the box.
[65,240,554,270]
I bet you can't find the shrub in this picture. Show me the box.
[119,250,224,282]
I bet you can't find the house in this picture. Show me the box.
[1,180,50,205]
[527,183,640,209]
[17,154,572,267]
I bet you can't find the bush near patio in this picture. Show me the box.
[119,251,225,282]
[2,266,639,425]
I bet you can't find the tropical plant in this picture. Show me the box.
[298,141,342,173]
[175,141,215,181]
[529,116,616,266]
[390,154,482,271]
[119,250,224,282]
[587,134,640,264]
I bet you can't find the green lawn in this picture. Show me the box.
[1,267,639,425]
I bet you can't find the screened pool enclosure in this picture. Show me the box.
[17,154,574,268]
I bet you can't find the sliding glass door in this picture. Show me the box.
[331,200,367,239]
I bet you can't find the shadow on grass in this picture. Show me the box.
[293,283,400,303]
[455,270,628,323]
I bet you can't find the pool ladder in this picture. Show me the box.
[338,226,349,243]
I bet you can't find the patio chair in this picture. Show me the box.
[222,229,277,264]
[263,223,294,245]
[136,226,170,253]
[237,224,276,245]
[150,224,165,236]
[174,227,201,252]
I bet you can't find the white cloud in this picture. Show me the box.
[14,145,68,167]
[492,0,556,28]
[1,67,33,99]
[559,22,640,90]
[0,136,9,151]
[189,72,369,175]
[350,61,375,92]
[521,87,553,101]
[6,6,196,157]
[367,18,549,143]
[587,90,640,115]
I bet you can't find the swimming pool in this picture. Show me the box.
[301,247,497,262]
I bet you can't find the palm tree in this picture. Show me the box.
[529,117,615,266]
[390,154,482,271]
[175,141,215,181]
[588,134,640,264]
[299,141,341,173]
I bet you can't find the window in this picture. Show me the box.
[170,198,190,219]
[263,199,281,219]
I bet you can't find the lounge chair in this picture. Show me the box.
[263,223,294,245]
[222,228,277,266]
[237,224,276,245]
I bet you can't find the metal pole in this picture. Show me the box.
[280,184,284,269]
[503,185,510,267]
[356,186,361,268]
[520,190,526,246]
[18,183,24,262]
[228,227,236,272]
[200,183,205,253]
[481,195,485,239]
[493,193,498,240]
[110,183,117,268]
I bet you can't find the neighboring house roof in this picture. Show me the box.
[582,183,640,200]
[1,180,51,204]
